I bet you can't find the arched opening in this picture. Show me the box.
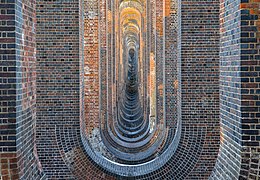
[81,0,182,175]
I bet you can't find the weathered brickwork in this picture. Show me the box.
[16,0,43,179]
[36,0,84,178]
[173,0,220,177]
[84,0,99,135]
[210,0,260,179]
[155,0,164,125]
[78,0,220,178]
[133,0,220,178]
[0,0,17,159]
[0,0,42,179]
[0,0,259,179]
[210,0,242,178]
[35,0,115,179]
[99,0,108,132]
[239,1,260,179]
[165,0,178,131]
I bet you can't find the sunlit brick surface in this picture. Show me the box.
[84,0,99,135]
[0,0,259,179]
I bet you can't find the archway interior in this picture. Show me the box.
[84,0,178,167]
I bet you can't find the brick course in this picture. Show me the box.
[0,0,43,179]
[0,0,259,179]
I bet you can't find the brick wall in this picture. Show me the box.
[36,0,83,178]
[16,0,43,178]
[84,0,99,135]
[0,5,17,180]
[0,0,43,179]
[165,0,178,130]
[35,0,115,179]
[134,0,221,178]
[0,0,259,179]
[211,0,260,178]
[240,0,260,178]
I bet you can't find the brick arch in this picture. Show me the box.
[1,0,258,179]
[35,0,221,178]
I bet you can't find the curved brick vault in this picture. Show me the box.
[0,0,259,179]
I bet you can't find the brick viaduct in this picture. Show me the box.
[0,0,259,179]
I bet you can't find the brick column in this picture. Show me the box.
[0,6,17,180]
[211,0,260,179]
[0,0,43,179]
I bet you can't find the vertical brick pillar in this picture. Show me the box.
[239,1,260,178]
[155,0,164,123]
[99,0,108,130]
[0,0,42,179]
[164,0,178,130]
[211,0,259,179]
[84,0,99,135]
[0,0,17,178]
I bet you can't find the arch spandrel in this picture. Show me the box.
[31,0,257,178]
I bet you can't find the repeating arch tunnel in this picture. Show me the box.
[83,0,181,174]
[81,0,216,177]
[26,0,259,179]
